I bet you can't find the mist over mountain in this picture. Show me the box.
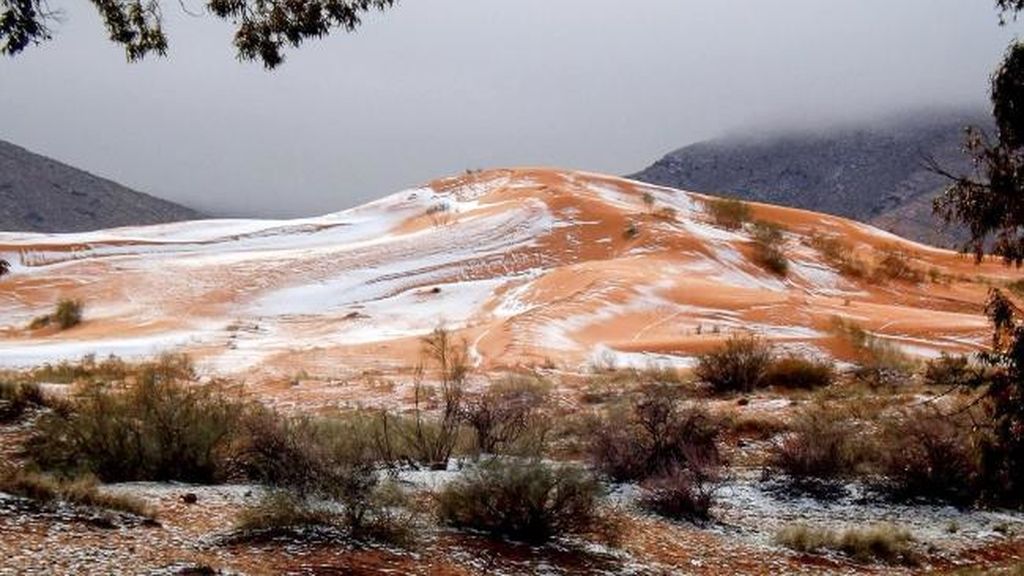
[630,110,991,247]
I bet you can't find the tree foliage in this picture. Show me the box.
[0,0,397,68]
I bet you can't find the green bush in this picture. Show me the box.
[27,371,248,483]
[436,458,605,544]
[694,335,774,393]
[762,356,836,390]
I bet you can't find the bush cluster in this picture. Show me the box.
[694,335,774,393]
[751,221,789,277]
[775,523,919,566]
[705,197,752,230]
[436,458,605,544]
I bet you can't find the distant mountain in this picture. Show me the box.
[0,139,201,233]
[630,111,991,247]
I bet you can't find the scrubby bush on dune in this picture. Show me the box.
[705,197,752,230]
[695,334,775,393]
[436,458,605,544]
[807,232,869,278]
[874,247,925,284]
[829,317,915,387]
[54,298,84,329]
[751,220,789,277]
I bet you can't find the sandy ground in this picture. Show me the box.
[0,168,1017,384]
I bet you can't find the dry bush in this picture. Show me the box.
[695,334,774,393]
[0,381,46,422]
[768,404,864,489]
[654,206,677,221]
[0,467,150,517]
[27,369,248,483]
[751,221,789,277]
[461,376,550,456]
[807,233,869,278]
[874,409,982,505]
[436,458,605,544]
[762,355,836,390]
[923,353,984,388]
[874,247,925,283]
[637,464,719,522]
[776,523,918,565]
[54,298,84,329]
[589,385,722,483]
[705,197,752,230]
[830,317,915,387]
[403,327,468,469]
[27,353,188,385]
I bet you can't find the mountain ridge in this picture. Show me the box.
[0,139,202,233]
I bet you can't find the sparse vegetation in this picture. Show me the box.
[400,327,468,469]
[775,523,918,565]
[624,221,640,239]
[705,197,752,230]
[638,465,719,522]
[874,247,924,283]
[830,317,914,387]
[0,467,151,517]
[874,409,982,505]
[751,220,789,277]
[0,381,46,422]
[28,298,84,330]
[436,458,605,544]
[694,334,774,393]
[808,232,869,278]
[461,376,550,456]
[761,355,835,390]
[27,360,249,483]
[768,404,864,490]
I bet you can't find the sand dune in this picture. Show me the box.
[0,168,1015,376]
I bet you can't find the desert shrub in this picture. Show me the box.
[27,372,248,483]
[27,354,135,384]
[705,197,752,230]
[233,482,417,546]
[589,385,721,483]
[0,381,46,422]
[54,298,84,329]
[28,315,51,329]
[923,353,983,388]
[402,327,468,469]
[808,233,869,278]
[695,335,774,393]
[641,190,656,211]
[436,458,604,544]
[874,410,982,505]
[751,221,789,276]
[874,247,924,283]
[623,221,640,239]
[0,467,150,517]
[768,405,863,489]
[776,523,918,565]
[830,317,914,387]
[762,355,835,390]
[637,466,719,522]
[654,206,677,221]
[461,376,550,456]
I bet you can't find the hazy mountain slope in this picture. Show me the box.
[630,112,990,247]
[0,168,1009,377]
[0,139,202,232]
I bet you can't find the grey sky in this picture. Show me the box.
[0,0,1020,217]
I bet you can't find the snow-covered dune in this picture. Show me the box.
[0,168,1012,375]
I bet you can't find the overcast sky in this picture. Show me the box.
[0,0,1021,217]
